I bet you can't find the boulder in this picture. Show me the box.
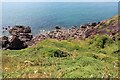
[80,25,87,28]
[88,22,97,26]
[72,26,77,29]
[1,25,33,50]
[55,26,61,30]
[0,36,9,49]
[8,36,27,50]
[24,26,31,33]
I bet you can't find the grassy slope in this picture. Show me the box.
[1,15,120,78]
[2,35,119,78]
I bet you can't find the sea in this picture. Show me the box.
[1,2,118,35]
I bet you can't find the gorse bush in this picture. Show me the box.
[51,49,70,57]
[89,34,113,49]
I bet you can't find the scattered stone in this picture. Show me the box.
[88,22,97,26]
[80,25,87,28]
[55,25,61,30]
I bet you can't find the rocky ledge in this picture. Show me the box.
[0,25,33,50]
[1,15,119,50]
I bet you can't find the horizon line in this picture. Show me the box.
[1,0,119,2]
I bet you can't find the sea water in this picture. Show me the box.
[1,2,118,35]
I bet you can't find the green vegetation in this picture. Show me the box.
[106,15,119,25]
[1,15,120,78]
[98,26,103,29]
[2,34,119,78]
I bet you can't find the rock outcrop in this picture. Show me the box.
[0,36,9,49]
[1,25,33,50]
[1,15,119,50]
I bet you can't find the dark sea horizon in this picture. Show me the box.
[2,2,118,35]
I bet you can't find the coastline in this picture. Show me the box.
[1,15,119,50]
[1,14,120,78]
[31,15,119,45]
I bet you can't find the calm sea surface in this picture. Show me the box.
[2,2,118,35]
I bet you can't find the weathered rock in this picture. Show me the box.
[72,26,77,29]
[7,36,27,50]
[80,25,87,28]
[88,22,97,26]
[1,25,33,50]
[24,26,31,33]
[0,36,9,48]
[55,26,61,30]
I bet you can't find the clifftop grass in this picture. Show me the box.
[1,15,120,78]
[2,34,119,78]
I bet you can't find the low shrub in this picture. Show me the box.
[89,35,113,49]
[51,49,70,57]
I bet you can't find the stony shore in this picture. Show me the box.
[0,15,119,50]
[31,19,119,45]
